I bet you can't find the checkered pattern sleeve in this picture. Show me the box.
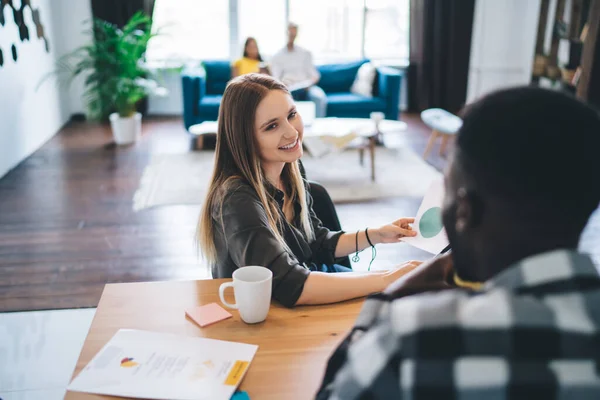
[316,250,600,399]
[316,294,403,399]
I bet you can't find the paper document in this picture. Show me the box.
[286,79,314,92]
[302,118,369,157]
[401,179,449,254]
[68,329,258,400]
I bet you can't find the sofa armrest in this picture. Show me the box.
[376,66,402,120]
[181,67,206,129]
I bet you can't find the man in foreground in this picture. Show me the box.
[317,87,600,399]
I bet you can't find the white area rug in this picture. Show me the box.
[133,147,442,211]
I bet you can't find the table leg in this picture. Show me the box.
[439,134,451,157]
[358,148,365,166]
[369,137,376,182]
[195,136,204,151]
[423,129,439,159]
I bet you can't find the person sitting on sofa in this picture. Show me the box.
[231,37,267,77]
[270,23,327,117]
[197,73,423,308]
[317,86,600,399]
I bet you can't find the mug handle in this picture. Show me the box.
[218,282,238,310]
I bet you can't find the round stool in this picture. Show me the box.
[420,108,463,160]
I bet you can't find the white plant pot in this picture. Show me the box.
[109,112,142,145]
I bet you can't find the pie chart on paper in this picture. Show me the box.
[419,207,443,238]
[401,180,449,254]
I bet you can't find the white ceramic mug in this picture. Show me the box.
[218,266,273,324]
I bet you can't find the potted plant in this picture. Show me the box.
[52,11,166,145]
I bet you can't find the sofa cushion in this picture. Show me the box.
[317,60,368,93]
[199,94,222,114]
[203,61,231,95]
[326,93,386,114]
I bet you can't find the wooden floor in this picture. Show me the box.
[0,114,597,312]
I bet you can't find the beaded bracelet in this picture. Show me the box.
[352,228,377,271]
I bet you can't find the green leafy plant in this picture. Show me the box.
[51,11,166,120]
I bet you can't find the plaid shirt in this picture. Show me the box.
[317,250,600,399]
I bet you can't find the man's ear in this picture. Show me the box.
[455,188,483,232]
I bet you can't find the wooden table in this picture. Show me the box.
[65,279,364,400]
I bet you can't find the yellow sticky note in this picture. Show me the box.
[224,360,249,386]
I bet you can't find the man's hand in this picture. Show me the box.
[383,253,455,298]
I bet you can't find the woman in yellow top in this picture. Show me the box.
[231,37,267,77]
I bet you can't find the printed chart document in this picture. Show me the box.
[401,179,449,254]
[68,329,258,400]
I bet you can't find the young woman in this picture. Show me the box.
[231,37,267,77]
[198,74,421,308]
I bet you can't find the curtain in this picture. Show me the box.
[407,0,476,113]
[90,0,155,28]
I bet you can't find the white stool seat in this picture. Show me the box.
[420,108,463,135]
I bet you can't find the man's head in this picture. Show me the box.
[442,87,600,281]
[287,22,298,46]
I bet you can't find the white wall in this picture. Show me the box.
[467,0,541,103]
[0,0,91,179]
[147,68,184,115]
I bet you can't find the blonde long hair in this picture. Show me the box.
[198,74,314,263]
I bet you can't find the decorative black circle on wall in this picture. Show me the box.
[0,48,4,67]
[0,5,5,26]
[11,43,17,61]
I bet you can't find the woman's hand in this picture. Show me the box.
[372,218,417,244]
[383,253,455,298]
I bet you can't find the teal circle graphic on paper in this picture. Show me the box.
[419,207,443,238]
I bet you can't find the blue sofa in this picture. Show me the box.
[181,60,402,129]
[181,61,230,129]
[315,60,402,120]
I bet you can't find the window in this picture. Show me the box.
[147,0,409,64]
[238,0,286,58]
[364,0,410,61]
[289,0,364,61]
[147,0,230,63]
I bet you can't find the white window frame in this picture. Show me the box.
[148,0,409,67]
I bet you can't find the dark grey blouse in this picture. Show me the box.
[211,179,344,307]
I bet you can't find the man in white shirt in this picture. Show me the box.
[270,23,327,117]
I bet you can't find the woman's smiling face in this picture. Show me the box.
[254,89,304,167]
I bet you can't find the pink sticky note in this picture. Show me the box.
[185,303,232,327]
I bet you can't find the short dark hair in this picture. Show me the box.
[456,86,600,223]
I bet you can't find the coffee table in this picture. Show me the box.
[65,279,363,400]
[304,118,407,181]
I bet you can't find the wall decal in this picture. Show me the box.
[0,0,49,68]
